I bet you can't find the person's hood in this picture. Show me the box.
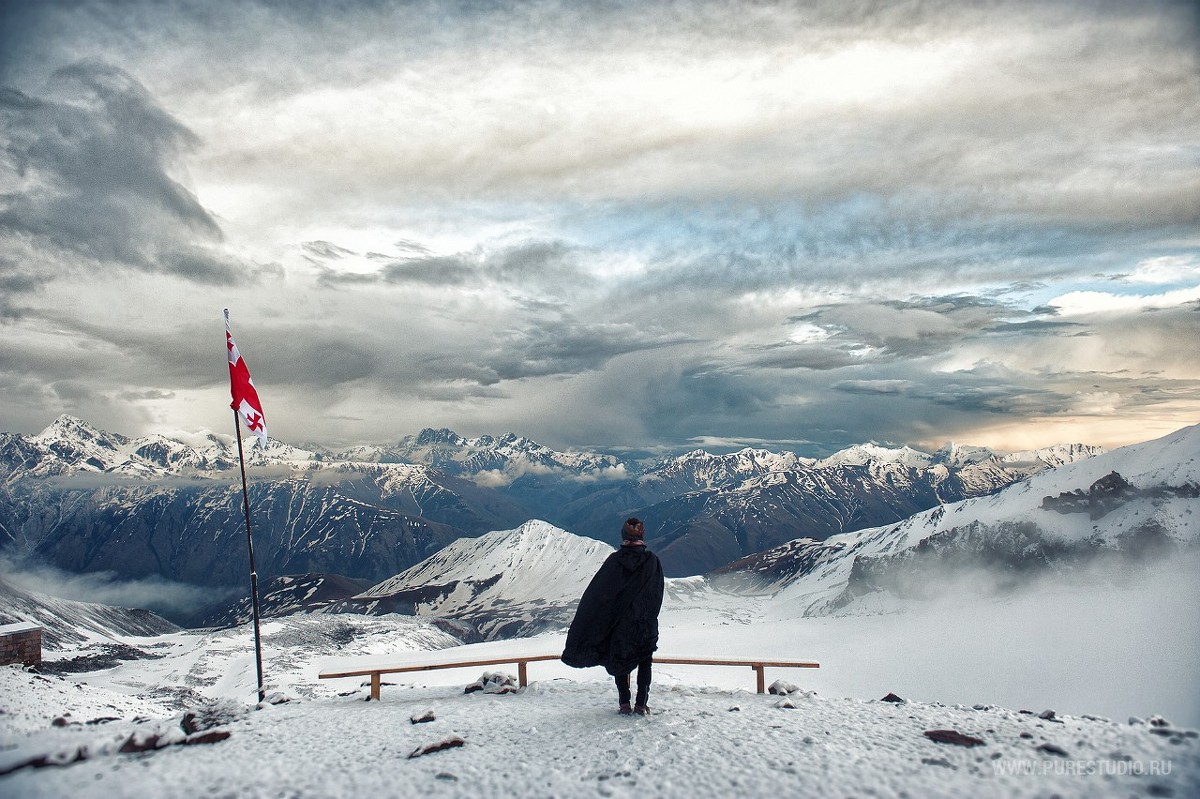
[616,544,652,574]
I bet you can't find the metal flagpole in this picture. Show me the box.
[233,409,267,704]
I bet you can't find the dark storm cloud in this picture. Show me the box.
[316,239,596,300]
[146,320,378,391]
[836,374,1068,416]
[609,214,1101,306]
[341,315,694,395]
[758,295,1030,366]
[0,254,47,316]
[750,343,868,372]
[483,319,691,380]
[254,334,380,388]
[15,300,690,409]
[628,362,781,446]
[836,363,1200,420]
[0,61,250,287]
[380,255,481,287]
[630,294,1200,452]
[984,318,1089,337]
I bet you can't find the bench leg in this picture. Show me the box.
[518,661,528,688]
[754,665,765,694]
[371,672,381,701]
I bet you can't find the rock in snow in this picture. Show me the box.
[463,671,518,695]
[924,729,987,748]
[768,679,801,695]
[408,736,465,759]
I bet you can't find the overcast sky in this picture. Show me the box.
[1,0,1197,456]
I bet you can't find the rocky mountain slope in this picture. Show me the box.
[195,573,374,628]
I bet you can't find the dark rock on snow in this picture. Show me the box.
[924,729,986,747]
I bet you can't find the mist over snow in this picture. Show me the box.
[1,477,1197,793]
[757,549,1200,729]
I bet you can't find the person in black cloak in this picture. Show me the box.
[561,517,665,715]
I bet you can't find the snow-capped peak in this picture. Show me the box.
[356,520,612,638]
[999,443,1108,469]
[34,414,123,446]
[363,520,611,602]
[817,443,933,469]
[933,441,997,467]
[413,428,467,446]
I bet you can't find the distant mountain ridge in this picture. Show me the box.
[0,416,1106,596]
[1,415,1102,486]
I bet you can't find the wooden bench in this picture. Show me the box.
[320,654,561,701]
[319,654,818,701]
[653,656,820,695]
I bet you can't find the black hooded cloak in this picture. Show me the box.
[561,544,665,677]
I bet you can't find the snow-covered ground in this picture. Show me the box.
[5,665,1195,799]
[3,560,1198,798]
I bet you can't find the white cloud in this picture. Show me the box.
[787,323,833,344]
[1047,285,1200,316]
[1124,255,1200,285]
[1069,391,1123,416]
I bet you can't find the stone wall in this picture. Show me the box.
[0,622,43,667]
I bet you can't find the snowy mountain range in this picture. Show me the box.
[0,416,1106,605]
[179,423,1196,648]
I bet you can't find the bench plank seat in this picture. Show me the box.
[320,654,819,700]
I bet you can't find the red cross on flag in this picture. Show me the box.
[224,309,268,449]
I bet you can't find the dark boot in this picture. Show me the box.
[618,703,633,715]
[633,659,651,712]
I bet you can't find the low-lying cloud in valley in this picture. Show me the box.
[0,555,224,623]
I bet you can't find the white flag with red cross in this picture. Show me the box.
[224,309,268,449]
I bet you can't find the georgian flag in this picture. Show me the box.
[224,309,268,449]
